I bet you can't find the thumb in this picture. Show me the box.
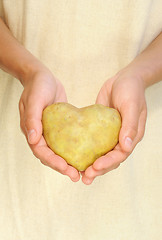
[95,87,109,106]
[24,98,43,145]
[119,102,139,152]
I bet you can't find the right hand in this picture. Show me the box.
[19,68,80,182]
[81,68,147,184]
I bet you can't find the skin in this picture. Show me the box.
[82,33,162,184]
[0,17,162,185]
[0,18,80,182]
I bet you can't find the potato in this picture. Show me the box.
[42,103,121,171]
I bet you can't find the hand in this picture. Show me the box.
[81,67,147,185]
[19,69,80,182]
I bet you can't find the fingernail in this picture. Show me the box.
[125,137,133,151]
[27,129,36,144]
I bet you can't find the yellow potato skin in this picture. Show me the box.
[42,103,121,171]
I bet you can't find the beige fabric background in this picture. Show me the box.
[0,1,162,239]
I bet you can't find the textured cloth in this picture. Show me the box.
[0,1,162,239]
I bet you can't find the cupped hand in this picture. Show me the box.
[19,69,80,182]
[82,68,147,185]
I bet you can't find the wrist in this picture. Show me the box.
[0,18,51,87]
[126,61,153,89]
[126,33,162,88]
[19,58,49,87]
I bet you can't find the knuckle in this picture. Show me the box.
[20,122,25,134]
[32,148,40,159]
[40,159,47,166]
[33,151,39,159]
[19,120,26,136]
[129,125,138,137]
[19,99,22,110]
[19,118,23,128]
[123,125,138,141]
[122,125,138,140]
[119,155,127,163]
[114,163,120,169]
[138,130,145,142]
[118,152,128,163]
[24,117,35,129]
[33,150,47,166]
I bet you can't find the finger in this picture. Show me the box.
[82,157,120,184]
[19,100,26,135]
[92,108,146,175]
[93,145,128,171]
[24,96,44,145]
[82,160,120,184]
[95,85,110,106]
[119,102,140,153]
[31,136,68,172]
[55,92,67,103]
[64,165,80,182]
[84,166,105,178]
[136,108,147,143]
[54,82,68,103]
[81,171,95,185]
[32,136,80,180]
[82,141,128,183]
[82,166,105,185]
[95,77,117,106]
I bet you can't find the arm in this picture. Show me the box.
[0,17,45,84]
[82,32,162,185]
[128,32,162,87]
[0,17,80,182]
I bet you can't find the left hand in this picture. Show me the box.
[81,67,147,185]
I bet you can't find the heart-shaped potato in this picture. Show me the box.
[42,103,121,171]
